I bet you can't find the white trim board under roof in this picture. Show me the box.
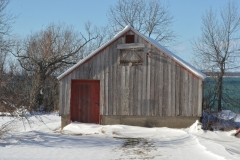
[116,43,144,49]
[57,25,206,80]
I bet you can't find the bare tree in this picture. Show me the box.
[193,1,240,111]
[0,0,14,73]
[11,23,96,111]
[80,22,112,58]
[0,0,17,113]
[0,0,12,35]
[107,0,175,45]
[0,51,6,73]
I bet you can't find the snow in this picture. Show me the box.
[57,25,206,81]
[1,112,240,159]
[217,110,237,120]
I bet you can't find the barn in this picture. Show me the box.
[57,25,206,129]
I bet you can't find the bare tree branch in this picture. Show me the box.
[107,0,176,46]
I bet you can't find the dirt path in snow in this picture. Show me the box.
[113,137,161,159]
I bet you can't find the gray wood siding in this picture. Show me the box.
[59,31,203,117]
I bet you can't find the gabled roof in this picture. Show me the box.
[57,25,206,80]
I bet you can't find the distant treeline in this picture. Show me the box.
[203,77,240,112]
[204,72,240,77]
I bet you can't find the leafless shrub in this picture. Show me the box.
[201,111,238,131]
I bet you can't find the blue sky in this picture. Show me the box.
[8,0,240,63]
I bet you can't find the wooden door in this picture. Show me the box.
[70,80,100,124]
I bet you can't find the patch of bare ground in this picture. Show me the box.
[113,137,160,159]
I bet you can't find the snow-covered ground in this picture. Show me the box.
[0,112,240,160]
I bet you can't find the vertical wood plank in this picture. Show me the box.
[162,55,168,116]
[125,66,130,115]
[82,63,86,79]
[121,66,126,115]
[95,54,100,79]
[154,49,160,116]
[188,75,193,116]
[76,66,79,78]
[183,70,186,116]
[198,79,203,116]
[100,50,105,115]
[175,65,180,116]
[158,54,163,116]
[192,77,196,116]
[63,79,67,115]
[94,56,99,79]
[78,65,81,79]
[108,45,113,115]
[91,58,94,79]
[150,46,155,116]
[137,63,142,115]
[87,57,92,79]
[167,57,172,116]
[75,66,79,79]
[132,67,138,115]
[73,68,77,79]
[64,77,67,115]
[77,65,81,79]
[84,60,88,79]
[147,49,151,116]
[91,56,96,79]
[93,56,97,79]
[129,65,134,115]
[137,36,144,115]
[142,51,147,116]
[104,49,109,115]
[171,61,176,116]
[59,81,63,115]
[71,70,75,79]
[83,63,87,79]
[66,75,71,115]
[116,51,122,115]
[81,64,85,79]
[62,79,66,115]
[63,78,67,115]
[179,68,184,115]
[112,43,117,115]
[184,70,189,116]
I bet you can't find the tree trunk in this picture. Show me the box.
[30,72,46,111]
[217,70,224,112]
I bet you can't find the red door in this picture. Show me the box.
[70,80,100,124]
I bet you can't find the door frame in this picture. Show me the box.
[70,79,100,124]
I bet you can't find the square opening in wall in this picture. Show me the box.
[125,35,134,43]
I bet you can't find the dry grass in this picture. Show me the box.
[101,128,105,134]
[112,131,120,135]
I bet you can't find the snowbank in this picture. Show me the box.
[1,113,240,160]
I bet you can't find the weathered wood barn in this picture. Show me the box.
[57,25,206,128]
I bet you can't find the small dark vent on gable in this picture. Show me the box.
[125,35,134,43]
